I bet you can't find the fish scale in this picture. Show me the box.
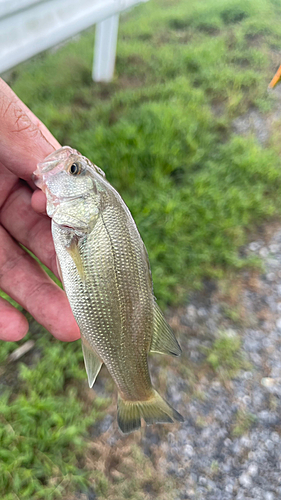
[54,203,153,400]
[94,202,153,399]
[33,146,183,433]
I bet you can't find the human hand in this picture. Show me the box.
[0,78,80,342]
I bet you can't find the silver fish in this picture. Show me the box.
[33,146,183,433]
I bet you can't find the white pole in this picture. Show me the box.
[93,13,120,82]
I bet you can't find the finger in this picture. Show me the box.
[1,183,58,277]
[0,88,59,182]
[0,226,80,341]
[0,78,60,149]
[0,297,29,341]
[31,189,47,215]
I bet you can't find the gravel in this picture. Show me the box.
[91,227,281,499]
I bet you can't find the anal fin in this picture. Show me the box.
[150,302,181,357]
[81,337,103,388]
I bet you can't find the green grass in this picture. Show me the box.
[0,328,110,500]
[1,0,281,497]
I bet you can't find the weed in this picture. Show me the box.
[210,460,220,475]
[206,331,249,379]
[232,409,256,436]
[222,304,243,324]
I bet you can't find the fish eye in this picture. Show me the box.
[68,162,82,176]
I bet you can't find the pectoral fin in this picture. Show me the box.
[56,255,64,286]
[150,302,181,357]
[81,337,103,388]
[66,237,86,281]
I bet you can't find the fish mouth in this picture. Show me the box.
[32,146,80,188]
[32,171,44,189]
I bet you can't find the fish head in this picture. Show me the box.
[33,146,106,232]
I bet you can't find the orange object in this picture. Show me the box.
[269,65,281,88]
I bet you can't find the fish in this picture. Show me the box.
[33,146,183,433]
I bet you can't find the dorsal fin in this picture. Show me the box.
[150,302,181,357]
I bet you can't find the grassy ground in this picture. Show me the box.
[2,0,281,497]
[9,0,281,304]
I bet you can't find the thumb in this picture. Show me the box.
[0,79,60,182]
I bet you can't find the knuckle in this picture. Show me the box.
[0,91,40,138]
[0,92,13,119]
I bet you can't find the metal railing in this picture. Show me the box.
[0,0,149,81]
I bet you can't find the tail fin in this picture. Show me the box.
[117,389,184,434]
